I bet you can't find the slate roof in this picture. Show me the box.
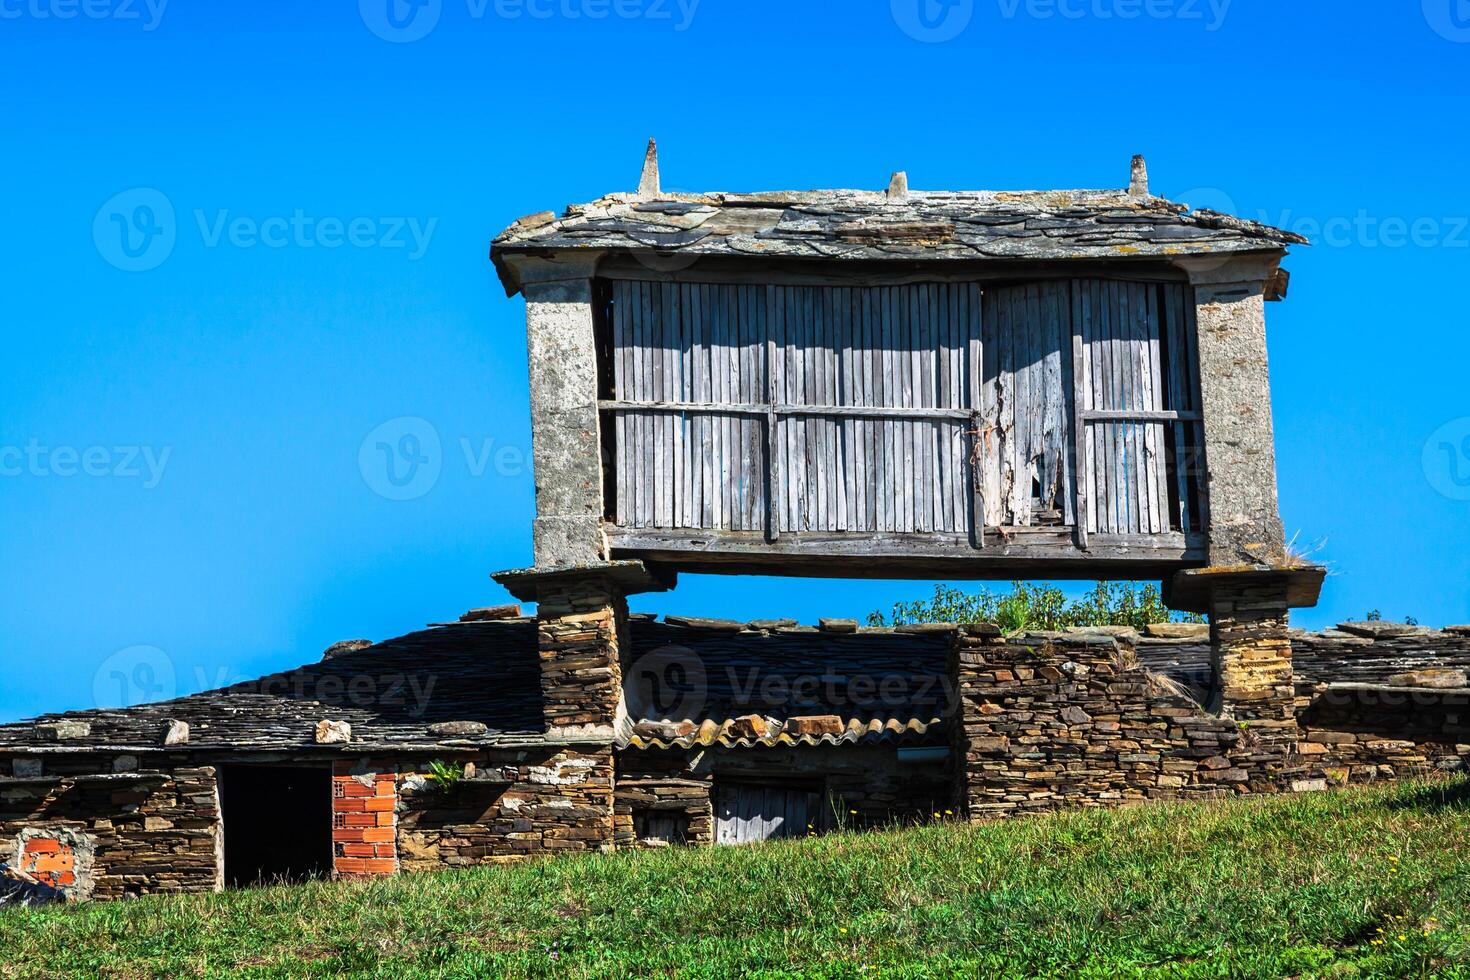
[0,622,548,754]
[0,619,953,755]
[5,618,1461,757]
[491,186,1307,297]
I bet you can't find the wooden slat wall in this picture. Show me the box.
[1073,280,1195,536]
[613,280,769,531]
[609,278,1199,541]
[980,283,1075,528]
[771,284,980,535]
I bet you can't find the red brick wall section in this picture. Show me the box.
[332,761,398,878]
[19,837,76,890]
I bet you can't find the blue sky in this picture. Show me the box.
[2,1,1468,722]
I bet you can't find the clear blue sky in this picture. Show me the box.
[3,1,1468,722]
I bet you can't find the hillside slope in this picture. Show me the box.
[2,781,1468,978]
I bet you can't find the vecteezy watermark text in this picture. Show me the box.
[93,188,438,272]
[892,0,1229,42]
[93,645,440,715]
[1170,188,1470,252]
[0,0,168,30]
[359,0,699,43]
[195,210,437,259]
[1,440,171,489]
[997,0,1231,30]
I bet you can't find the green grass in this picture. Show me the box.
[3,781,1469,979]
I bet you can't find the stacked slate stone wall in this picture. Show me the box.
[0,761,220,900]
[950,626,1323,819]
[396,746,615,871]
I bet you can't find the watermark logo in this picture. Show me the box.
[1424,417,1470,501]
[1424,0,1470,42]
[892,0,973,42]
[625,644,707,721]
[0,440,172,488]
[1,0,168,30]
[93,188,176,272]
[93,645,176,709]
[360,416,443,501]
[360,0,442,41]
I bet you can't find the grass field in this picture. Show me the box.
[2,780,1468,978]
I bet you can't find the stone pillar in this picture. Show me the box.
[1207,578,1297,737]
[508,255,607,569]
[1177,255,1288,568]
[535,574,629,742]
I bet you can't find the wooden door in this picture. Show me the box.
[713,783,820,846]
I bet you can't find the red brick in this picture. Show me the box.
[343,813,377,828]
[334,857,368,874]
[333,828,367,843]
[363,796,395,812]
[339,843,376,858]
[376,812,395,827]
[332,798,367,813]
[360,827,394,843]
[360,859,397,875]
[338,781,375,798]
[22,840,62,855]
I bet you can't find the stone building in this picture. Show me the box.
[3,148,1467,901]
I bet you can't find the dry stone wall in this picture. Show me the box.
[0,762,220,901]
[396,746,615,871]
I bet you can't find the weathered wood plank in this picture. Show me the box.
[1070,280,1091,548]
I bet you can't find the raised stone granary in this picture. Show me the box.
[5,147,1462,901]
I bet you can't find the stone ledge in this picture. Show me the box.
[492,560,675,603]
[1165,564,1326,614]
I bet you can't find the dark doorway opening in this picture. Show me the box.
[219,765,332,888]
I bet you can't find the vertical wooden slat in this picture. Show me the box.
[1144,284,1169,534]
[1163,283,1190,533]
[1070,281,1091,548]
[765,285,781,541]
[1098,280,1118,534]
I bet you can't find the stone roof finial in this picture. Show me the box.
[887,171,909,202]
[637,138,660,199]
[1129,154,1149,198]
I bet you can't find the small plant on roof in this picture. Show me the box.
[425,760,464,794]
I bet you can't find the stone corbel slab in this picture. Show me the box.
[1165,564,1326,615]
[492,559,676,604]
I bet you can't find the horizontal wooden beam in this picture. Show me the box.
[607,526,1205,577]
[1081,409,1202,423]
[597,255,1193,289]
[599,400,975,421]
